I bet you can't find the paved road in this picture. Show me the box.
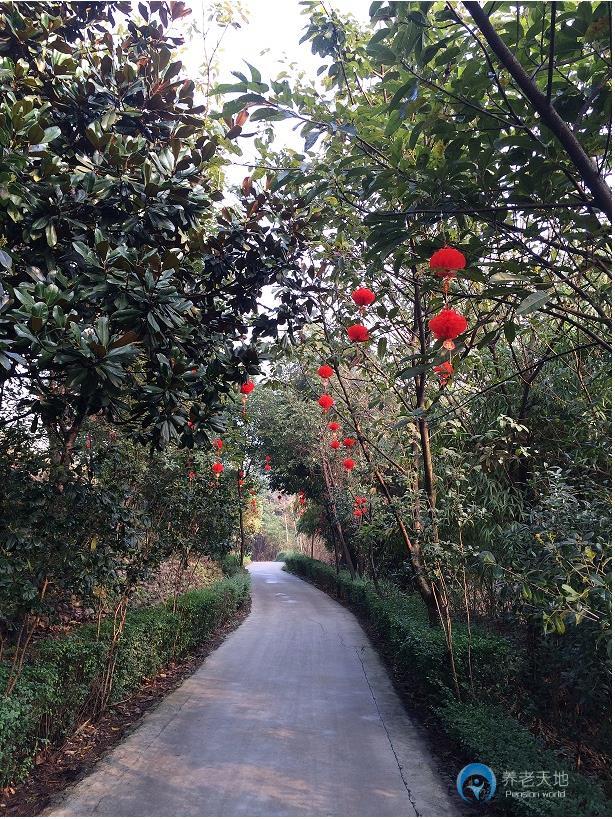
[47,562,456,817]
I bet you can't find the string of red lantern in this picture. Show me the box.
[352,495,368,519]
[429,246,469,387]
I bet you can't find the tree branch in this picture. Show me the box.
[464,1,612,219]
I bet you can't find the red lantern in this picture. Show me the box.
[430,247,466,275]
[330,439,341,450]
[434,361,454,386]
[264,464,271,472]
[428,308,468,350]
[328,421,341,432]
[430,247,466,295]
[317,364,334,379]
[264,454,271,462]
[213,437,223,451]
[352,508,364,518]
[351,287,376,308]
[343,437,356,448]
[342,458,356,471]
[240,380,254,417]
[318,394,335,412]
[347,324,370,343]
[212,461,224,481]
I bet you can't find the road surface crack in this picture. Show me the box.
[355,646,419,817]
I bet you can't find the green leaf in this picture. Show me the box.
[45,223,57,247]
[0,248,12,269]
[42,126,61,143]
[516,290,551,315]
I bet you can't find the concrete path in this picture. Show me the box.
[46,562,457,817]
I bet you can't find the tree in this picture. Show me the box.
[0,0,302,473]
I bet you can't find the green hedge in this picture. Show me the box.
[0,572,250,788]
[284,553,609,817]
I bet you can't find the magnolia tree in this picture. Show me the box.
[0,1,305,469]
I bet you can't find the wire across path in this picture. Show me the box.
[46,562,457,817]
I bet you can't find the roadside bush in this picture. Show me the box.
[440,702,610,817]
[220,553,243,576]
[0,573,250,788]
[284,553,609,817]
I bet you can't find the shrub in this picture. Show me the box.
[0,573,250,788]
[283,553,609,817]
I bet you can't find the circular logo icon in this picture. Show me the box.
[456,763,497,803]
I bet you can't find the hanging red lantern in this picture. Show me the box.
[330,439,341,450]
[351,287,376,308]
[434,361,454,386]
[428,308,468,350]
[240,380,255,416]
[343,437,356,448]
[347,324,370,343]
[264,454,271,462]
[430,247,466,295]
[430,247,466,277]
[213,437,223,451]
[328,421,341,432]
[212,461,224,481]
[342,458,356,471]
[317,364,334,379]
[352,508,364,518]
[318,394,335,412]
[264,464,271,472]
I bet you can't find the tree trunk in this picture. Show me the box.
[321,454,356,579]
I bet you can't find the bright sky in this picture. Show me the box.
[187,0,368,78]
